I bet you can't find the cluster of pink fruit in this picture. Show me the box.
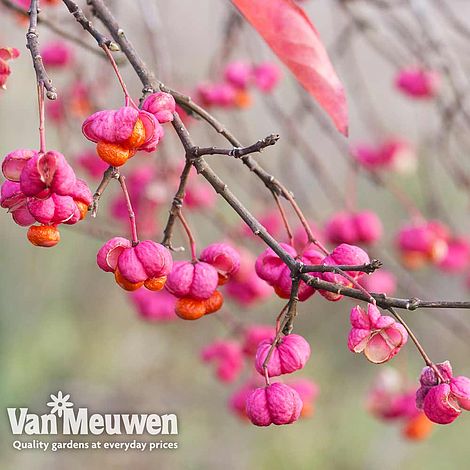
[97,241,242,321]
[82,92,175,167]
[396,219,470,272]
[200,324,319,424]
[1,149,92,247]
[325,210,383,246]
[197,60,281,109]
[367,369,434,441]
[256,242,370,302]
[351,138,416,173]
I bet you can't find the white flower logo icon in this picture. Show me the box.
[47,391,73,417]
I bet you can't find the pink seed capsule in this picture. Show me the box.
[20,151,76,198]
[201,340,244,383]
[96,237,133,273]
[2,149,36,182]
[141,92,176,124]
[395,67,440,99]
[246,382,303,426]
[255,334,311,377]
[348,304,408,364]
[117,240,173,284]
[199,242,241,283]
[224,61,252,90]
[165,260,218,300]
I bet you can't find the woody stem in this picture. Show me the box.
[118,174,139,245]
[37,82,46,153]
[101,44,135,107]
[177,211,197,262]
[388,307,446,382]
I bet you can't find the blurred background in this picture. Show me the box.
[1,0,470,468]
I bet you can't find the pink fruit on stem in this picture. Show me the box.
[129,288,177,322]
[325,212,357,245]
[27,193,78,225]
[359,270,397,296]
[246,382,303,426]
[255,243,322,301]
[97,237,132,273]
[242,324,277,356]
[437,237,470,273]
[348,304,408,364]
[199,242,241,282]
[354,211,383,244]
[19,151,77,198]
[77,150,109,179]
[255,334,311,377]
[318,244,370,301]
[229,381,259,420]
[288,378,320,417]
[82,106,163,152]
[396,220,449,269]
[415,361,470,424]
[0,47,20,89]
[252,62,281,92]
[2,149,36,182]
[395,66,440,99]
[0,180,26,209]
[224,61,252,90]
[117,241,173,284]
[41,41,74,67]
[196,83,237,108]
[422,384,461,425]
[165,261,219,300]
[141,92,176,124]
[201,340,244,383]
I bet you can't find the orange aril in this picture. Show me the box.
[401,251,427,270]
[175,298,206,320]
[144,276,167,291]
[75,201,89,220]
[218,273,229,286]
[126,118,146,148]
[234,90,252,109]
[114,268,144,291]
[204,290,224,315]
[96,142,131,167]
[403,412,433,441]
[300,402,314,418]
[27,225,60,248]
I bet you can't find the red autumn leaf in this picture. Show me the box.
[231,0,348,135]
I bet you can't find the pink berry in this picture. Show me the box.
[201,340,244,383]
[395,67,440,99]
[41,41,74,67]
[118,241,173,284]
[242,324,277,356]
[255,334,311,377]
[165,260,218,300]
[97,237,132,273]
[141,92,176,124]
[199,242,241,281]
[348,304,408,363]
[224,61,252,90]
[246,382,303,426]
[252,62,281,93]
[129,288,177,322]
[2,149,36,182]
[20,151,76,198]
